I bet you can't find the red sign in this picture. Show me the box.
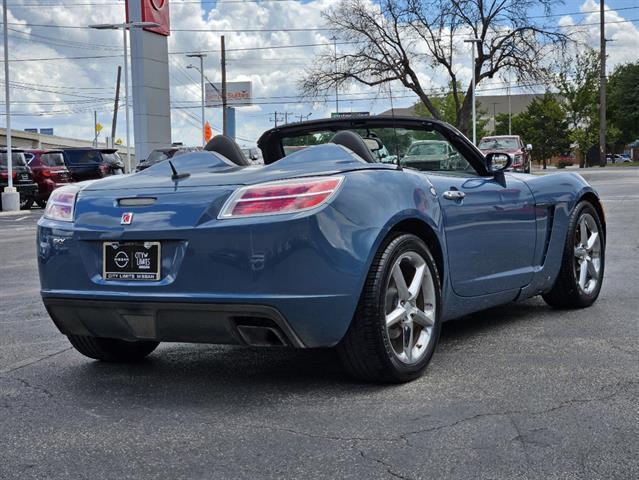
[127,0,170,36]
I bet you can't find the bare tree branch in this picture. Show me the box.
[300,0,571,134]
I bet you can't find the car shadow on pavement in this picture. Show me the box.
[48,298,551,407]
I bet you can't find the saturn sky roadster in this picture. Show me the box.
[37,116,605,382]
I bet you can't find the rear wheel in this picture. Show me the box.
[35,199,47,209]
[542,201,604,308]
[337,233,441,383]
[67,335,159,362]
[20,196,34,210]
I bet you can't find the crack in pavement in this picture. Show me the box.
[0,347,71,374]
[359,450,415,480]
[246,379,639,450]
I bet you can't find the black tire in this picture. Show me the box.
[67,335,159,362]
[542,201,605,308]
[337,233,442,383]
[35,199,47,209]
[20,197,34,210]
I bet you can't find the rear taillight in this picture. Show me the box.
[41,168,52,177]
[219,176,344,219]
[44,185,80,222]
[99,164,108,175]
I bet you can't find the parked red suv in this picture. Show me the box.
[24,149,74,208]
[478,135,532,173]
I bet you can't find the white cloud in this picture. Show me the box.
[2,0,637,151]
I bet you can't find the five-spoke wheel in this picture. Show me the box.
[338,233,441,382]
[543,200,605,308]
[385,251,436,365]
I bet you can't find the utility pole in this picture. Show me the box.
[599,0,607,167]
[186,53,207,145]
[492,102,499,134]
[111,65,121,143]
[269,112,282,127]
[94,111,98,147]
[221,35,228,136]
[283,112,295,124]
[298,113,312,122]
[507,80,512,135]
[332,35,339,114]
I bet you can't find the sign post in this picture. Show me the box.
[126,0,172,163]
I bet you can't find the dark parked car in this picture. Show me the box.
[0,148,38,210]
[24,149,74,208]
[478,135,532,173]
[135,145,201,172]
[62,148,124,181]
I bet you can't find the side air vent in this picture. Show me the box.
[118,197,156,207]
[540,205,555,265]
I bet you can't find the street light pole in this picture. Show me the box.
[332,35,339,114]
[1,0,19,211]
[186,53,207,146]
[89,21,159,172]
[464,38,481,144]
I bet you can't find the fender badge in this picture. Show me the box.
[121,212,134,225]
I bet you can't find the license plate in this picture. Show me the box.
[103,241,161,281]
[19,174,30,181]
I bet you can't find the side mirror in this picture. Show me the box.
[485,152,513,173]
[526,144,533,151]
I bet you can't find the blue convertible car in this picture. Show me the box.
[37,117,605,382]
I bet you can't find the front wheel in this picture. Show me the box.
[67,335,159,362]
[337,233,442,383]
[542,201,605,308]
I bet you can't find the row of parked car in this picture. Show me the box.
[0,147,124,210]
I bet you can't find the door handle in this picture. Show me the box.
[442,190,466,200]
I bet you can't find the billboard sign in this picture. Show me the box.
[331,112,370,118]
[205,81,252,107]
[126,0,170,36]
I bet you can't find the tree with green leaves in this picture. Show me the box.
[555,49,600,167]
[515,93,570,169]
[607,62,639,147]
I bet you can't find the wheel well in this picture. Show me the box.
[387,219,444,285]
[579,192,606,239]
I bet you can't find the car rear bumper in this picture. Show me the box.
[16,183,37,199]
[43,297,305,347]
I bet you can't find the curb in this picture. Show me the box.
[0,210,36,217]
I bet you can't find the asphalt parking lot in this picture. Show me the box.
[1,168,638,480]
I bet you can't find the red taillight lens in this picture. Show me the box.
[44,186,79,222]
[219,176,344,219]
[41,168,51,177]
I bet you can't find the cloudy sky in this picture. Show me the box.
[1,0,638,149]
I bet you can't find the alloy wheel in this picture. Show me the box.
[573,213,602,295]
[384,251,436,364]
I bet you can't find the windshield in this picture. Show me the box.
[65,150,102,164]
[145,150,172,164]
[102,152,122,164]
[0,152,27,167]
[478,138,520,150]
[406,143,448,157]
[281,127,475,173]
[41,152,65,167]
